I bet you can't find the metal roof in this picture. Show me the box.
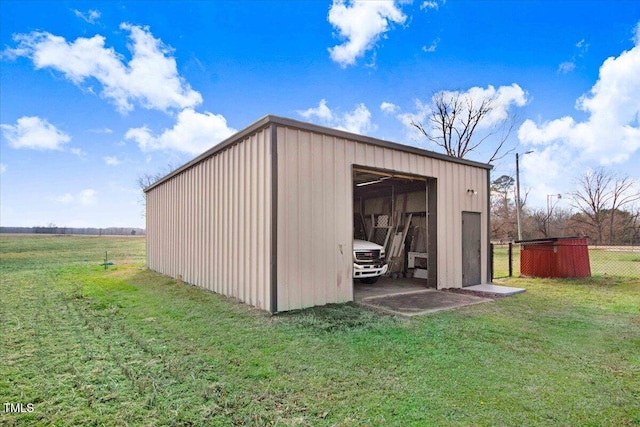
[144,114,493,193]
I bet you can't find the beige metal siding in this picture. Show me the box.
[146,128,272,311]
[147,116,490,313]
[276,128,353,311]
[276,126,489,310]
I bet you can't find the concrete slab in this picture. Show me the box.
[354,277,428,301]
[358,289,492,317]
[464,284,526,296]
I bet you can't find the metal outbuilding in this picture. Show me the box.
[145,115,492,313]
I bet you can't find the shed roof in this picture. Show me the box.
[144,115,492,193]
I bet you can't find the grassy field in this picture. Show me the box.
[1,235,639,426]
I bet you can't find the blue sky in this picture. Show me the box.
[1,0,639,228]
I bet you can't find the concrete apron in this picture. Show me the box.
[356,284,525,318]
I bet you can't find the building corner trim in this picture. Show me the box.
[486,169,492,283]
[270,124,278,314]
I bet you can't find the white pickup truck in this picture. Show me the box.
[353,239,388,284]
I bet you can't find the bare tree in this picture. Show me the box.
[137,164,176,191]
[528,206,571,238]
[136,164,176,216]
[608,176,640,244]
[528,208,546,237]
[570,168,639,245]
[571,168,612,244]
[411,91,515,163]
[628,206,640,245]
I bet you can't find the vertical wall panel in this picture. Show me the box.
[298,131,314,308]
[238,141,245,302]
[322,134,338,305]
[202,159,209,290]
[310,133,326,306]
[146,128,272,311]
[257,132,266,309]
[215,153,223,295]
[223,148,231,298]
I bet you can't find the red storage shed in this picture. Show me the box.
[517,237,591,278]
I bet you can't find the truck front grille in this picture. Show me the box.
[355,250,381,262]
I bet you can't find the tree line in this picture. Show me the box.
[0,226,145,236]
[491,168,640,245]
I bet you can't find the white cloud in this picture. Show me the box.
[73,9,100,24]
[77,189,97,205]
[398,84,528,136]
[558,61,575,74]
[519,29,640,165]
[125,108,236,155]
[422,37,439,53]
[299,99,334,122]
[558,39,589,74]
[53,193,75,204]
[473,84,529,125]
[8,23,202,113]
[328,0,407,67]
[380,101,400,114]
[420,1,439,10]
[70,147,87,158]
[0,163,6,174]
[104,156,122,166]
[397,98,431,140]
[298,99,376,135]
[517,146,573,207]
[0,116,70,150]
[341,103,376,134]
[52,189,97,206]
[89,127,113,134]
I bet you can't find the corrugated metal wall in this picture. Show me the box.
[276,126,489,311]
[146,127,272,311]
[276,128,353,311]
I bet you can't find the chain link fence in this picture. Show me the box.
[492,241,640,279]
[588,246,640,278]
[491,243,520,279]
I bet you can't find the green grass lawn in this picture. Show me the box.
[2,235,639,426]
